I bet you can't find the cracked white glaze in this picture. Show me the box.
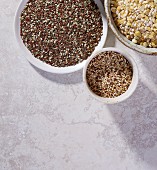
[1,0,157,170]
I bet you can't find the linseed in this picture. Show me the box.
[86,51,133,98]
[20,0,103,67]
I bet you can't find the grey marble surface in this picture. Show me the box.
[1,0,157,170]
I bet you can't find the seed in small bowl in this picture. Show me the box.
[83,48,138,104]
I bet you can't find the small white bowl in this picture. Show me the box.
[14,0,108,74]
[83,47,139,104]
[105,0,157,55]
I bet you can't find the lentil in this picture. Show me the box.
[111,0,157,48]
[20,0,103,67]
[86,51,133,98]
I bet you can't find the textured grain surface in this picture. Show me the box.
[1,0,157,170]
[20,0,103,67]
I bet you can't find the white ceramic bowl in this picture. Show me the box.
[83,47,139,104]
[14,0,108,74]
[105,0,157,55]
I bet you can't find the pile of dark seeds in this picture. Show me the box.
[20,0,103,67]
[86,51,133,98]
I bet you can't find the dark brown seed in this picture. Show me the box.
[20,0,103,67]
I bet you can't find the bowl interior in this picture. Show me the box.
[104,0,157,55]
[83,47,139,104]
[15,0,108,74]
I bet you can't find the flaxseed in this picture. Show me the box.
[20,0,103,67]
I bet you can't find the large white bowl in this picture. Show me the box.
[14,0,108,74]
[83,47,139,104]
[105,0,157,55]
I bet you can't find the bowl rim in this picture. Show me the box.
[14,0,108,74]
[83,47,139,104]
[104,0,157,55]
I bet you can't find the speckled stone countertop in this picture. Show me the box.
[1,0,157,170]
